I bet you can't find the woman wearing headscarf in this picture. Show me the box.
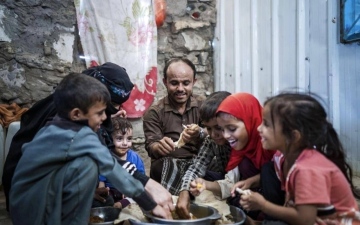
[2,62,172,213]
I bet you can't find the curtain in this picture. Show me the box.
[75,0,158,118]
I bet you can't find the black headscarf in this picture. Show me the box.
[82,62,134,146]
[82,62,134,106]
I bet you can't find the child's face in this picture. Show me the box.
[216,113,248,150]
[258,105,286,151]
[112,128,133,158]
[78,101,107,132]
[202,118,227,145]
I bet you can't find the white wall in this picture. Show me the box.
[214,0,360,174]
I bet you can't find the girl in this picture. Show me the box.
[239,92,360,225]
[190,92,275,219]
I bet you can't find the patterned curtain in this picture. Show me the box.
[75,0,158,118]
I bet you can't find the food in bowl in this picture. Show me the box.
[170,210,196,220]
[89,215,105,223]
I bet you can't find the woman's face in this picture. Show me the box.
[216,113,248,150]
[202,118,227,145]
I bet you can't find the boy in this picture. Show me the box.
[10,73,170,225]
[176,91,232,219]
[95,117,146,208]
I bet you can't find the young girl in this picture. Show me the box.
[190,92,275,219]
[239,92,360,225]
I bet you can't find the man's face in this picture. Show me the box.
[163,61,196,106]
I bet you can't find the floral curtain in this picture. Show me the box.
[75,0,158,118]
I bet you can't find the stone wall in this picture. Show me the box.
[0,0,216,139]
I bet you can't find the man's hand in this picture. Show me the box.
[181,124,202,144]
[145,178,175,212]
[150,137,175,157]
[176,191,191,219]
[151,205,173,219]
[94,187,110,203]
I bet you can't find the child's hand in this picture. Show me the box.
[113,202,122,209]
[239,192,266,211]
[94,187,110,202]
[230,180,251,197]
[189,178,206,196]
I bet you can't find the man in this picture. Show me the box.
[143,58,205,195]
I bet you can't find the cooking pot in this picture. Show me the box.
[143,204,221,225]
[89,207,122,225]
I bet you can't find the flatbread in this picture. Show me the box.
[174,124,199,148]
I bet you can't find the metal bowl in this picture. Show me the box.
[144,204,221,225]
[227,205,246,225]
[89,207,122,225]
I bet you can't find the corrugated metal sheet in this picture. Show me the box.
[214,0,360,174]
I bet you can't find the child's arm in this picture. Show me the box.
[189,178,222,197]
[241,192,317,225]
[98,181,105,188]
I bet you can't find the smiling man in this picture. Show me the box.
[143,58,205,195]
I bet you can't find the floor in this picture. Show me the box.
[1,177,360,225]
[0,186,11,225]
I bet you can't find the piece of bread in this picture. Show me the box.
[174,124,199,148]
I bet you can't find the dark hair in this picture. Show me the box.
[111,117,132,135]
[264,92,355,193]
[163,58,196,80]
[200,91,231,122]
[54,73,110,119]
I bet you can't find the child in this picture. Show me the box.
[96,117,146,209]
[9,73,170,225]
[176,91,232,219]
[190,92,275,219]
[239,92,359,225]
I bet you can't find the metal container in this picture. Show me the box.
[227,205,246,225]
[89,207,122,225]
[144,204,221,225]
[128,219,162,225]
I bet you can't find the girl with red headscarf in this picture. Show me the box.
[189,92,275,219]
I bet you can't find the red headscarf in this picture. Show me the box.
[216,92,275,172]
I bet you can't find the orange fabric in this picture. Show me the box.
[0,103,28,128]
[216,92,275,171]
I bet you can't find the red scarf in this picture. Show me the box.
[217,93,275,172]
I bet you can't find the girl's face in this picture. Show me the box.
[257,105,287,152]
[77,101,107,132]
[112,128,133,158]
[202,118,227,145]
[216,113,248,150]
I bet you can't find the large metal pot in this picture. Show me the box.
[89,207,122,225]
[143,204,221,225]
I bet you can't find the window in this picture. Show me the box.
[341,0,360,43]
